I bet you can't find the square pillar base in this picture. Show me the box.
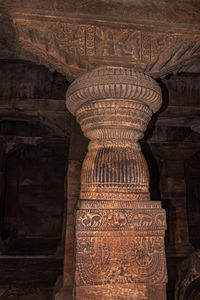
[75,284,166,300]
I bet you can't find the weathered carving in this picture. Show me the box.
[66,67,167,299]
[76,236,167,286]
[77,209,166,231]
[95,27,141,59]
[11,14,200,81]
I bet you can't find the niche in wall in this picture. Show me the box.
[185,151,200,249]
[2,140,68,255]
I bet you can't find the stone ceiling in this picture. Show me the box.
[1,0,200,25]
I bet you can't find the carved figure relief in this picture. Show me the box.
[77,210,166,231]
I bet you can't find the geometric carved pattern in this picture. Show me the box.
[66,68,162,114]
[13,15,200,81]
[66,67,167,299]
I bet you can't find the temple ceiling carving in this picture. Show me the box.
[0,1,200,81]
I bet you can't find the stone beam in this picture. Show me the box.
[66,67,167,300]
[1,0,200,26]
[0,12,199,80]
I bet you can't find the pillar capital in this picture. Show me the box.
[66,67,162,115]
[66,67,161,146]
[66,68,162,203]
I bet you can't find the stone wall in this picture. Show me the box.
[144,74,200,300]
[0,60,70,299]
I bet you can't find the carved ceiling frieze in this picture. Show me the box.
[10,14,200,81]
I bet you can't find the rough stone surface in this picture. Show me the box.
[175,250,200,300]
[0,287,53,300]
[144,73,200,300]
[0,60,72,299]
[1,0,200,25]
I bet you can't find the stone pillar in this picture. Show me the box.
[66,67,167,300]
[0,142,6,254]
[55,119,88,300]
[166,176,194,258]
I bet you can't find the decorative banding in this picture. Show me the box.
[80,191,150,201]
[80,200,162,210]
[66,68,162,115]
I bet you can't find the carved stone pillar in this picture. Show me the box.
[66,67,167,300]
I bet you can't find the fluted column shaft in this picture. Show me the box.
[66,67,167,300]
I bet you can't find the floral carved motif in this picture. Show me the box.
[76,236,167,286]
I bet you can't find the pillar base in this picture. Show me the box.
[75,200,167,299]
[76,283,166,300]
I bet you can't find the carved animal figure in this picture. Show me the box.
[141,216,152,226]
[82,214,101,227]
[90,215,101,226]
[107,212,127,226]
[156,214,165,226]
